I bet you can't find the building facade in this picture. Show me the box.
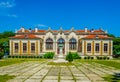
[9,27,113,57]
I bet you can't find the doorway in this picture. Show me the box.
[57,38,65,54]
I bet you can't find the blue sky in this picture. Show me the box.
[0,0,120,36]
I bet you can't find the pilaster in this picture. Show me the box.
[84,41,86,55]
[92,41,94,55]
[28,40,30,55]
[100,41,103,55]
[36,40,38,55]
[20,40,22,55]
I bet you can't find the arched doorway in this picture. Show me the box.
[57,38,65,54]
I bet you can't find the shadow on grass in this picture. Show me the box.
[103,73,120,82]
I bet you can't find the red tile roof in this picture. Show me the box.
[83,35,111,39]
[17,28,105,34]
[10,34,39,39]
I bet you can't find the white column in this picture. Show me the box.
[65,40,67,54]
[56,41,57,55]
[67,41,69,55]
[111,40,113,55]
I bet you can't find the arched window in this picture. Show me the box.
[69,38,76,50]
[58,38,65,44]
[46,38,53,50]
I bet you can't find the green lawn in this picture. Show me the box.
[93,60,120,69]
[0,74,15,82]
[74,59,120,69]
[0,58,46,67]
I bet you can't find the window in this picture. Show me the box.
[14,43,19,53]
[87,43,91,52]
[46,38,53,50]
[69,38,76,50]
[104,43,108,53]
[95,43,99,53]
[23,43,27,53]
[31,43,35,53]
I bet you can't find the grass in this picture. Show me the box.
[0,58,46,67]
[93,60,120,69]
[75,59,120,69]
[0,74,15,82]
[47,62,73,66]
[103,74,120,82]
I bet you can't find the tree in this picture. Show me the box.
[0,31,15,58]
[66,52,73,62]
[108,34,116,38]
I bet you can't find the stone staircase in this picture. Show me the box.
[53,54,68,63]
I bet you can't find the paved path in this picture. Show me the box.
[0,61,120,82]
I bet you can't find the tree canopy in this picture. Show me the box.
[0,31,15,54]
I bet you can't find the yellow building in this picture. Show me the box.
[9,27,113,57]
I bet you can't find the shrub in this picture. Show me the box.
[12,56,15,58]
[19,56,21,58]
[66,52,73,62]
[0,52,4,59]
[25,56,28,58]
[107,57,110,60]
[44,52,54,59]
[15,56,19,58]
[84,56,87,59]
[96,56,99,59]
[8,55,11,58]
[103,56,107,60]
[99,57,102,60]
[71,52,81,59]
[88,56,90,59]
[91,57,94,59]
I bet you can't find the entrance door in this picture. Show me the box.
[59,47,63,54]
[57,38,65,54]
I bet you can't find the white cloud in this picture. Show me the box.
[0,0,15,8]
[7,14,18,18]
[37,24,48,27]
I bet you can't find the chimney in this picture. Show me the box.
[35,27,38,32]
[91,28,94,32]
[85,27,87,32]
[29,28,32,32]
[21,27,25,32]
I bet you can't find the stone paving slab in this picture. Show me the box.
[61,76,73,80]
[25,78,41,82]
[42,80,58,82]
[0,60,118,82]
[45,76,58,80]
[60,80,75,82]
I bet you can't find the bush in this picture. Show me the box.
[44,52,54,59]
[71,52,81,59]
[66,52,73,62]
[103,56,107,60]
[0,52,4,59]
[91,57,94,59]
[84,56,87,59]
[96,56,110,60]
[8,55,11,58]
[107,57,110,60]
